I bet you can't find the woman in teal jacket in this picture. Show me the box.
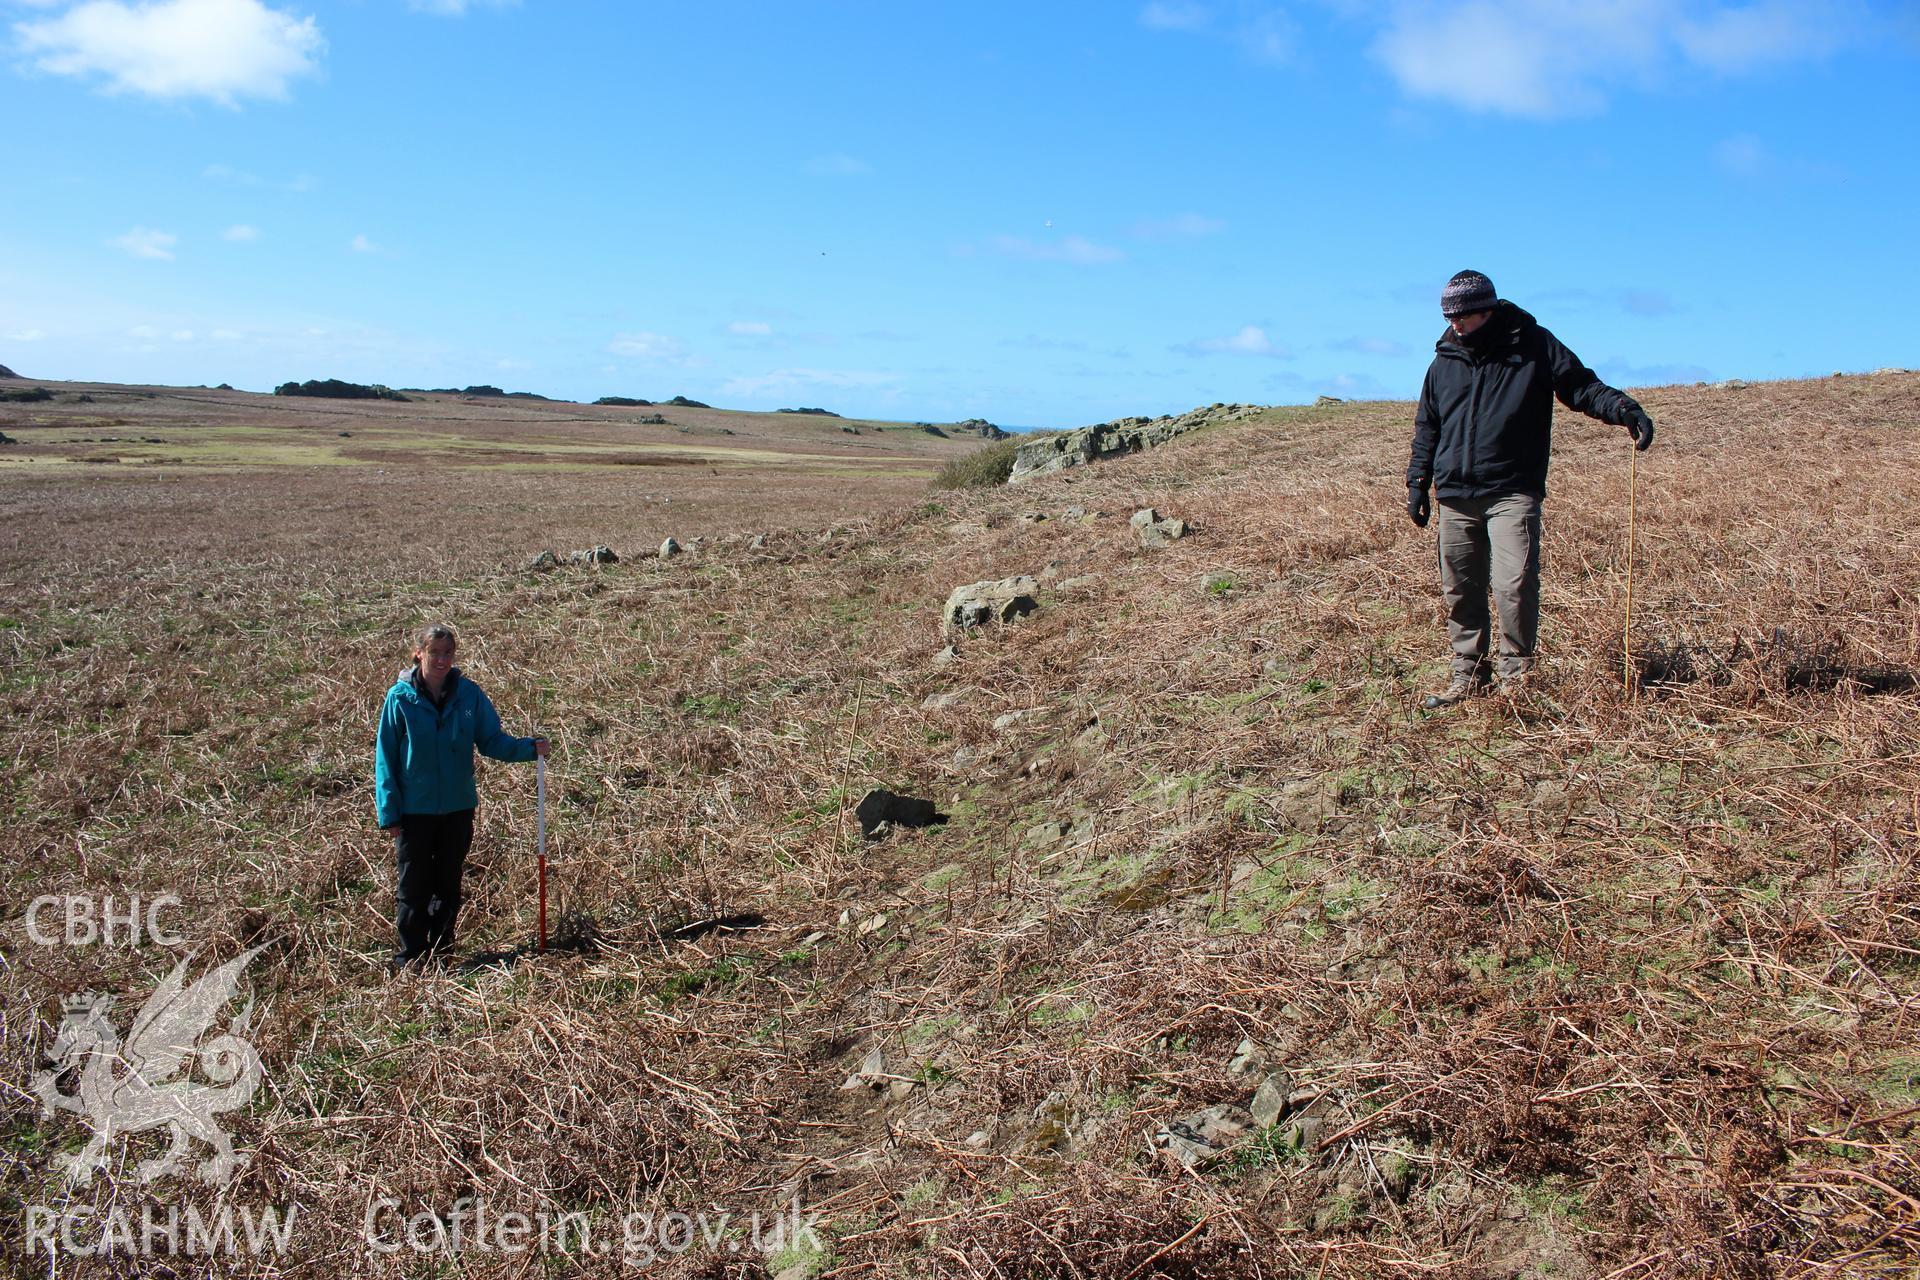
[374,623,547,970]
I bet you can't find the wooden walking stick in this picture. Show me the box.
[1624,446,1638,699]
[536,752,548,953]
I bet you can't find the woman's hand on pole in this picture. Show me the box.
[533,737,550,759]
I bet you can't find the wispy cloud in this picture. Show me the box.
[1139,2,1209,32]
[985,234,1124,265]
[110,226,177,260]
[608,332,695,366]
[7,328,47,342]
[721,367,897,401]
[806,153,870,176]
[1331,335,1410,358]
[1137,1,1296,64]
[407,0,517,14]
[1597,358,1715,387]
[1129,212,1226,239]
[1176,325,1291,358]
[1371,1,1866,119]
[222,223,260,242]
[18,0,325,106]
[727,321,773,337]
[349,233,380,254]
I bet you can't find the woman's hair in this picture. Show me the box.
[412,622,458,655]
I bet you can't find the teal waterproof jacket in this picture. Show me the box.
[373,668,537,828]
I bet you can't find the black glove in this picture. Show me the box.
[1407,483,1431,528]
[1622,403,1655,451]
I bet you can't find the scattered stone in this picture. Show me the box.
[748,533,769,551]
[524,550,560,572]
[942,575,1040,635]
[1037,559,1066,581]
[1227,1039,1267,1078]
[951,418,1011,440]
[1870,367,1911,376]
[1250,1072,1292,1128]
[1017,512,1048,525]
[569,545,618,565]
[840,1045,888,1091]
[1314,395,1346,406]
[951,745,982,768]
[1061,506,1085,520]
[932,644,959,668]
[1711,379,1749,390]
[991,709,1028,732]
[1055,575,1100,592]
[963,1129,990,1148]
[1156,1104,1254,1169]
[921,690,968,711]
[337,431,352,437]
[659,537,682,559]
[1280,1112,1327,1152]
[854,789,941,838]
[1130,508,1190,549]
[0,431,14,445]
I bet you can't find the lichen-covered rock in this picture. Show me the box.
[1009,402,1263,483]
[942,575,1039,635]
[524,549,560,572]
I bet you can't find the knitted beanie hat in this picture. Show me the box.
[1440,270,1498,317]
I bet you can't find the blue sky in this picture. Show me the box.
[5,1,1916,428]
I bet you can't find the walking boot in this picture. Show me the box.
[1421,670,1485,710]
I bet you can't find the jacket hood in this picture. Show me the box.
[390,666,463,701]
[1434,300,1537,357]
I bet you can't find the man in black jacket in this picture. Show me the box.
[1407,270,1655,707]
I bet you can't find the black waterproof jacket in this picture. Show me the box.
[1407,302,1634,501]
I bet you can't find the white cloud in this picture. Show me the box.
[721,367,897,400]
[7,328,48,342]
[728,320,773,337]
[408,0,515,12]
[1370,1,1862,119]
[17,0,325,106]
[222,223,260,242]
[608,332,694,366]
[1129,212,1227,239]
[1673,1,1848,73]
[210,327,242,340]
[349,233,380,253]
[1332,335,1410,358]
[806,153,870,176]
[1713,132,1770,177]
[1177,325,1291,358]
[110,226,177,259]
[1140,2,1210,32]
[1139,1,1295,63]
[985,234,1125,265]
[171,329,194,341]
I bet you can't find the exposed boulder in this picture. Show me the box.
[942,575,1039,635]
[569,545,618,565]
[951,418,1010,440]
[0,430,15,444]
[854,789,941,838]
[524,550,560,572]
[1155,1104,1255,1170]
[1009,402,1263,483]
[1130,507,1189,548]
[659,537,682,559]
[1314,395,1345,406]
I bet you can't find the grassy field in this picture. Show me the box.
[2,372,1918,1277]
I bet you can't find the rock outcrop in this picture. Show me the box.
[0,364,18,379]
[943,576,1039,635]
[1009,402,1263,484]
